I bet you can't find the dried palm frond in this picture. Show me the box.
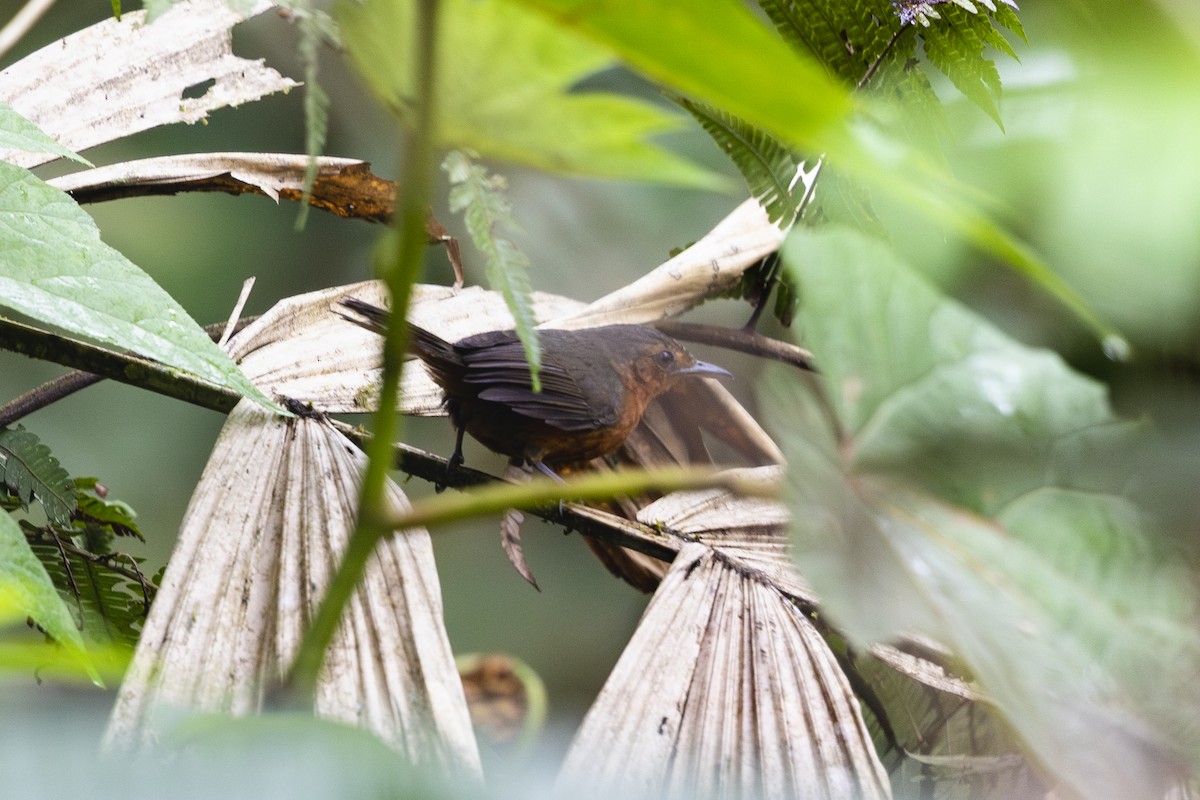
[558,543,891,800]
[0,0,294,169]
[103,401,481,775]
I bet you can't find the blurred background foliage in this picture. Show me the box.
[3,0,1200,793]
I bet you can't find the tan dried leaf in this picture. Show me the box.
[499,462,540,590]
[104,400,481,774]
[635,465,813,603]
[0,0,297,168]
[544,198,785,330]
[558,543,892,799]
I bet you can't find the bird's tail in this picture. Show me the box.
[338,297,460,369]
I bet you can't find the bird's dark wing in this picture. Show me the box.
[458,336,617,431]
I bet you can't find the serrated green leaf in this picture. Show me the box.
[337,0,726,189]
[674,96,804,226]
[442,151,542,390]
[0,513,97,681]
[75,493,142,541]
[0,162,281,414]
[0,104,91,167]
[759,0,901,87]
[291,3,337,230]
[919,5,1009,128]
[0,426,76,525]
[763,227,1200,800]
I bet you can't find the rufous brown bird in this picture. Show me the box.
[340,297,732,479]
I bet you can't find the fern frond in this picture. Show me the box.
[0,426,76,525]
[442,150,542,391]
[675,96,805,227]
[921,5,1006,128]
[760,0,901,87]
[25,526,154,647]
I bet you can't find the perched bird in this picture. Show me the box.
[339,297,732,479]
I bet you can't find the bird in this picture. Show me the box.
[339,297,732,479]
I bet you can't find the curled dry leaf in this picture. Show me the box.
[558,543,892,800]
[0,0,296,168]
[49,153,397,222]
[544,198,786,330]
[499,462,540,590]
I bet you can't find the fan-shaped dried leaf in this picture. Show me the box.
[0,0,297,168]
[635,466,813,603]
[104,401,481,775]
[50,153,396,222]
[558,543,891,799]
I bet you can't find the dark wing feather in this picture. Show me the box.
[458,337,617,431]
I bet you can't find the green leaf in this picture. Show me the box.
[674,96,805,226]
[511,0,853,157]
[337,0,726,189]
[0,426,76,525]
[0,162,281,413]
[442,151,542,390]
[0,513,97,682]
[762,227,1200,799]
[0,103,91,167]
[74,492,142,542]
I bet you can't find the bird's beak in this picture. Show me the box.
[678,359,733,380]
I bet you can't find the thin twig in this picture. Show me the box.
[26,528,159,602]
[49,527,83,628]
[0,372,105,427]
[655,320,817,372]
[856,27,907,91]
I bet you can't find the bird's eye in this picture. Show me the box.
[655,349,676,366]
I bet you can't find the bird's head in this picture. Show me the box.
[603,326,732,399]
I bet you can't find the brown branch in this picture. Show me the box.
[654,320,817,372]
[0,318,256,427]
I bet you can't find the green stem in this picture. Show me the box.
[282,0,441,701]
[380,466,776,532]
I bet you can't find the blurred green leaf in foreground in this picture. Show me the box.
[763,227,1200,799]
